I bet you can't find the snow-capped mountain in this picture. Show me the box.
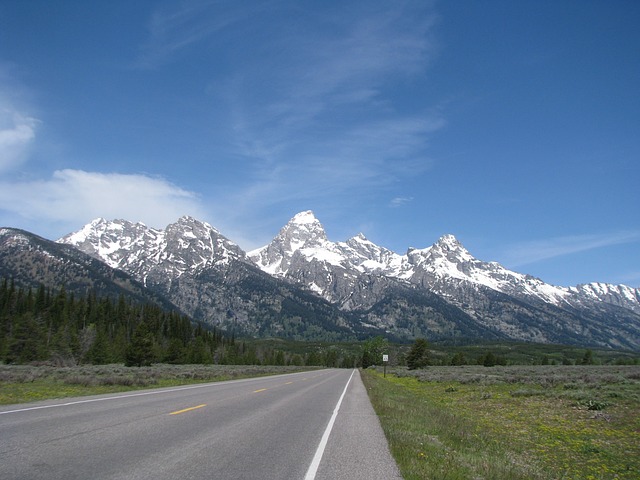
[249,211,404,308]
[249,211,405,277]
[569,283,640,315]
[59,216,246,288]
[249,211,571,306]
[57,216,362,340]
[0,227,178,310]
[53,211,640,348]
[249,211,640,348]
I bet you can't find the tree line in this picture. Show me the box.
[0,279,359,368]
[5,279,619,369]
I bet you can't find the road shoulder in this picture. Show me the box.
[315,369,402,479]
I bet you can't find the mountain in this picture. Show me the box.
[0,227,178,310]
[249,211,640,349]
[60,216,246,289]
[57,217,369,341]
[51,211,640,349]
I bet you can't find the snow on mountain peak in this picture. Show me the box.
[281,211,328,244]
[248,211,332,275]
[52,212,640,341]
[290,210,317,225]
[433,234,465,251]
[59,216,246,283]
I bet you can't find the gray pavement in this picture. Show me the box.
[316,369,402,479]
[0,369,401,479]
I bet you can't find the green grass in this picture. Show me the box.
[0,364,319,405]
[362,365,640,480]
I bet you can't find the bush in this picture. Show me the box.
[578,399,610,411]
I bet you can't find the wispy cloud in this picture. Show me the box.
[0,67,39,173]
[218,1,441,214]
[137,0,266,69]
[0,109,37,173]
[133,1,442,220]
[0,169,206,234]
[390,196,414,208]
[504,231,640,267]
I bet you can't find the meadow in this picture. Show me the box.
[0,363,318,405]
[361,365,640,480]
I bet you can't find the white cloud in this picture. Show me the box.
[0,169,206,233]
[0,109,38,173]
[504,231,640,267]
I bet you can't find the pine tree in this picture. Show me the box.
[125,321,155,367]
[581,349,595,365]
[450,352,467,366]
[407,338,430,370]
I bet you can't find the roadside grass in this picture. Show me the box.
[0,364,319,405]
[362,365,640,480]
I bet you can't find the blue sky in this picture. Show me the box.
[0,0,638,288]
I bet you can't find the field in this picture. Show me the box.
[0,363,318,405]
[361,365,640,480]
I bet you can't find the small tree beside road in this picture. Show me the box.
[406,338,430,370]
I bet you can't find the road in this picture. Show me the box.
[0,368,401,479]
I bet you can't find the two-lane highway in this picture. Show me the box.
[0,369,400,479]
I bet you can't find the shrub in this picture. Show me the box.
[578,399,610,411]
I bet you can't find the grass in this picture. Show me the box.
[361,365,640,480]
[0,363,319,405]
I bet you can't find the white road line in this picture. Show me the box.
[304,369,355,480]
[0,370,314,416]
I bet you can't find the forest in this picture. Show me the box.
[0,278,349,367]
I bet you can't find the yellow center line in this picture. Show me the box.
[253,388,267,393]
[169,404,207,415]
[285,381,293,385]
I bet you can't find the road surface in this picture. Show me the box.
[0,368,401,479]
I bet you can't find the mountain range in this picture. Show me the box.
[2,211,639,349]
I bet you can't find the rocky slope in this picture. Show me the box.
[249,211,640,348]
[57,217,368,340]
[50,211,640,348]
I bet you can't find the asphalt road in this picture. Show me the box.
[0,369,401,479]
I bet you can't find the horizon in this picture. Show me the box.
[0,1,638,288]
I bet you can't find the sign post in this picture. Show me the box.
[382,354,389,377]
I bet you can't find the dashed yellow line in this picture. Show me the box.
[253,388,267,393]
[285,382,293,385]
[169,404,207,415]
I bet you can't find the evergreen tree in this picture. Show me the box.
[125,321,155,367]
[450,352,467,366]
[407,338,430,370]
[0,278,230,366]
[581,349,595,365]
[165,338,186,364]
[6,313,46,363]
[187,336,213,364]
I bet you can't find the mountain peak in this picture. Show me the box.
[290,210,318,225]
[173,215,218,232]
[430,234,474,263]
[351,232,368,242]
[434,234,461,248]
[281,211,327,243]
